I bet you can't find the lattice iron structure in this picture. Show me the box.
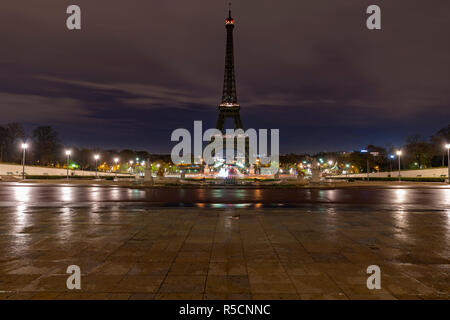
[216,8,244,133]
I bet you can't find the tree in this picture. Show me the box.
[404,135,433,169]
[136,150,150,162]
[119,149,137,163]
[0,125,6,162]
[32,126,59,166]
[0,123,24,162]
[348,151,367,173]
[366,145,388,172]
[73,148,92,169]
[431,124,450,166]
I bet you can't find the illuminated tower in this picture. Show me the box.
[216,7,244,132]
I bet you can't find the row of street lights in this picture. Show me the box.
[361,147,448,182]
[64,150,112,179]
[388,149,442,182]
[18,143,450,183]
[361,149,403,181]
[63,151,147,179]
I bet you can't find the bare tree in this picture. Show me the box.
[32,126,59,166]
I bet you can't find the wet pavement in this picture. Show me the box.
[0,183,449,300]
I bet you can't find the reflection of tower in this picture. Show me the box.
[216,7,244,132]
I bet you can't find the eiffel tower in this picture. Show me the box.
[215,6,244,132]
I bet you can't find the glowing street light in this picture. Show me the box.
[345,163,350,178]
[129,160,134,174]
[396,150,402,181]
[388,154,395,174]
[114,158,119,179]
[93,154,100,177]
[65,150,72,180]
[21,143,28,180]
[445,144,450,184]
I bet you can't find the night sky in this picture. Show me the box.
[1,0,449,153]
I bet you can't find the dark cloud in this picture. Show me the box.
[0,0,449,153]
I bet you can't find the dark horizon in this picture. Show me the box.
[1,1,449,154]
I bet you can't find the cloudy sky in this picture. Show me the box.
[1,0,449,153]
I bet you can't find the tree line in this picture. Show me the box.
[282,124,450,172]
[0,123,170,170]
[1,123,449,172]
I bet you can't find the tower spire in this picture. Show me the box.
[221,4,238,107]
[216,6,244,132]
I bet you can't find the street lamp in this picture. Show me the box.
[94,154,100,178]
[129,160,134,174]
[396,150,402,181]
[389,154,395,176]
[65,150,71,180]
[361,149,369,181]
[114,157,119,180]
[445,144,450,184]
[21,143,28,180]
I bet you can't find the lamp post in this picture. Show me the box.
[21,143,28,180]
[445,144,450,184]
[389,154,395,177]
[396,150,402,181]
[129,160,134,174]
[361,149,369,181]
[114,157,119,179]
[65,150,71,180]
[94,154,100,178]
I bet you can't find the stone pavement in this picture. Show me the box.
[0,205,449,300]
